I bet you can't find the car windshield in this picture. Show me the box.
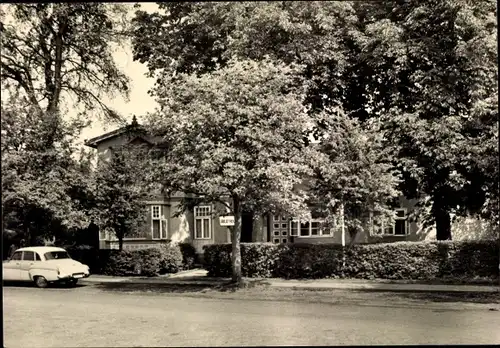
[44,251,71,260]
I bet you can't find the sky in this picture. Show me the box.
[78,3,159,146]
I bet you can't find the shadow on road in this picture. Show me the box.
[3,281,89,289]
[93,279,271,294]
[391,291,500,304]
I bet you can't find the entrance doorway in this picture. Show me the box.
[241,211,253,243]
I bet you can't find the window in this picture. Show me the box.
[35,253,41,261]
[290,219,329,237]
[194,205,212,239]
[371,208,408,236]
[151,205,168,239]
[11,252,22,260]
[99,229,107,240]
[271,215,289,243]
[394,208,408,235]
[44,251,70,260]
[22,251,35,261]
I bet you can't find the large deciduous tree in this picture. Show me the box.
[1,3,130,134]
[1,3,131,245]
[357,0,498,239]
[146,59,316,283]
[1,96,95,246]
[132,1,498,240]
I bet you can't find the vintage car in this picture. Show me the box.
[3,246,90,288]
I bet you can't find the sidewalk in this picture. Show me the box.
[82,269,500,293]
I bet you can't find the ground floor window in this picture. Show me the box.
[194,205,212,239]
[290,219,329,237]
[371,208,408,236]
[151,205,168,239]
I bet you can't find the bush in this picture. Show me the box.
[101,244,183,277]
[204,244,232,277]
[274,243,344,279]
[203,240,499,280]
[204,243,279,278]
[158,244,183,274]
[179,243,198,270]
[102,250,136,276]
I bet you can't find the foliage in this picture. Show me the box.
[132,0,499,241]
[310,112,401,244]
[1,3,130,126]
[204,241,499,280]
[1,3,131,246]
[1,97,96,245]
[102,250,136,276]
[355,0,498,239]
[144,58,319,283]
[203,243,278,278]
[94,145,150,250]
[274,243,344,279]
[158,243,183,274]
[132,2,359,113]
[102,245,183,277]
[178,242,198,270]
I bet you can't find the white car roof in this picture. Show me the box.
[16,246,67,253]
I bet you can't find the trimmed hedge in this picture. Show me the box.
[179,243,198,270]
[203,241,499,280]
[204,243,279,278]
[101,244,183,277]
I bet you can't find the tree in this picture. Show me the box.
[132,1,498,240]
[1,3,130,147]
[94,144,149,251]
[1,96,95,245]
[356,0,498,239]
[310,114,401,245]
[145,59,316,284]
[131,1,359,113]
[1,4,132,245]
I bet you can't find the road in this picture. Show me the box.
[3,283,500,347]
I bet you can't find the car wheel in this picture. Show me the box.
[34,276,48,288]
[68,279,78,287]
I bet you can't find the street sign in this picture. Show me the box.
[219,216,235,226]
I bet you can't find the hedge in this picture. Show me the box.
[68,243,189,276]
[179,243,199,270]
[204,243,278,278]
[203,241,499,280]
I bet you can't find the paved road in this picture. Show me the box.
[4,283,500,347]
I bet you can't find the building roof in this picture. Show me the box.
[84,126,130,148]
[84,116,151,148]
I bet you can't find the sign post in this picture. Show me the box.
[219,216,235,227]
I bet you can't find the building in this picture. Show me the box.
[85,119,451,255]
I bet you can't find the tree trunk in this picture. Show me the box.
[433,200,452,241]
[231,196,242,284]
[347,226,359,248]
[118,231,124,251]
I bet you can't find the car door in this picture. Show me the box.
[19,251,36,281]
[3,251,22,281]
